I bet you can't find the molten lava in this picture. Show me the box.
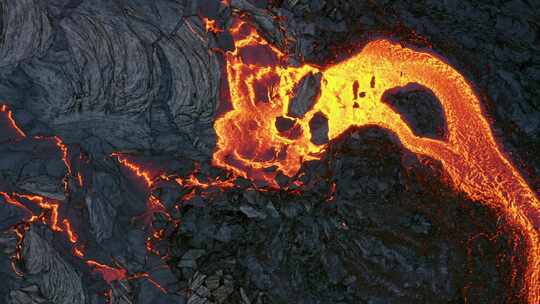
[2,14,539,301]
[202,17,224,34]
[0,105,26,138]
[87,260,128,284]
[214,19,540,302]
[0,107,168,293]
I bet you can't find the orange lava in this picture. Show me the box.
[0,105,171,293]
[63,219,78,243]
[54,137,72,175]
[73,246,85,258]
[87,259,167,293]
[202,17,224,34]
[1,192,88,256]
[0,105,26,138]
[129,272,167,294]
[175,165,236,190]
[214,20,540,302]
[111,153,154,188]
[77,172,84,187]
[34,135,73,192]
[87,260,127,284]
[12,193,62,232]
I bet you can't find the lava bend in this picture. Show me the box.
[213,20,540,303]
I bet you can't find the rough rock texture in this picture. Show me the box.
[158,17,221,154]
[382,84,447,140]
[22,227,85,304]
[0,0,53,67]
[0,0,538,304]
[288,72,322,118]
[254,0,540,189]
[2,0,220,156]
[167,127,522,303]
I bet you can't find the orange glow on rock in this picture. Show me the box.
[112,153,154,188]
[77,172,84,187]
[175,173,236,190]
[1,192,33,215]
[0,105,26,138]
[111,154,171,227]
[13,193,63,232]
[87,260,167,293]
[214,19,540,302]
[202,17,224,34]
[34,135,72,176]
[54,136,71,175]
[129,272,167,294]
[73,246,85,258]
[0,109,171,293]
[1,191,89,267]
[63,219,78,243]
[87,260,128,284]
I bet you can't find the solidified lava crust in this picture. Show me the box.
[0,1,539,304]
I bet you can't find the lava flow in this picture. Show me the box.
[214,19,540,302]
[0,105,26,138]
[0,106,166,297]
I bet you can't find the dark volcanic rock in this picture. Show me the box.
[382,83,447,140]
[0,0,537,303]
[0,0,52,67]
[288,72,322,118]
[309,111,329,145]
[22,227,85,304]
[167,126,522,304]
[275,116,295,133]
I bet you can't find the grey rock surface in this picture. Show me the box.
[0,0,538,304]
[22,228,85,304]
[288,72,322,119]
[0,0,52,67]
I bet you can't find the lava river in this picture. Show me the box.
[213,20,540,303]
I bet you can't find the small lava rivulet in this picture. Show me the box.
[1,15,539,303]
[213,19,540,303]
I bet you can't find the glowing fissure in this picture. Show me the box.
[0,106,179,295]
[0,105,26,138]
[86,260,128,284]
[213,20,540,302]
[1,15,539,301]
[202,17,224,34]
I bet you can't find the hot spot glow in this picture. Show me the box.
[87,260,127,284]
[202,17,224,34]
[0,105,26,138]
[214,19,540,302]
[111,153,154,188]
[0,106,172,294]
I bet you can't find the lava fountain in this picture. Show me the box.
[213,19,540,303]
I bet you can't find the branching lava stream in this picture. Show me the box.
[213,19,540,302]
[1,15,539,303]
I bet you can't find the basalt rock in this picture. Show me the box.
[0,0,537,304]
[0,0,53,68]
[21,227,85,304]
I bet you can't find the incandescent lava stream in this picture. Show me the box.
[0,105,168,296]
[213,20,540,303]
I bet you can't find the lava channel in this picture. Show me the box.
[213,19,540,303]
[0,105,168,298]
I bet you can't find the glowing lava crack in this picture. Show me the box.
[0,105,170,299]
[213,20,540,303]
[0,104,238,301]
[1,15,539,302]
